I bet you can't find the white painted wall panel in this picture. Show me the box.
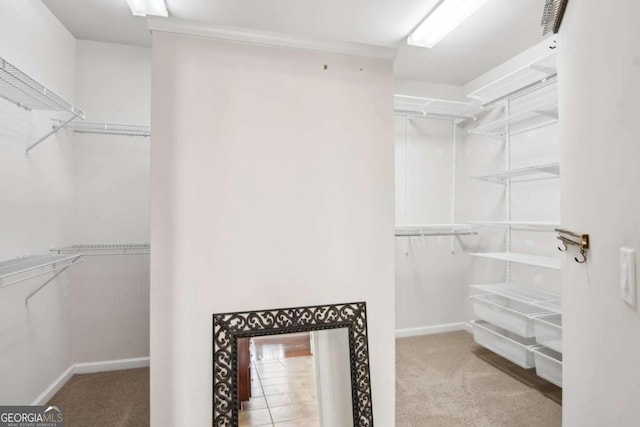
[150,32,395,426]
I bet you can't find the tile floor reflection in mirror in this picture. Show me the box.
[238,328,353,427]
[240,333,320,427]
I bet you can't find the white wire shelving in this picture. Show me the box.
[0,254,84,305]
[470,162,560,184]
[0,56,86,155]
[469,221,560,231]
[394,94,477,120]
[395,224,479,237]
[50,243,150,256]
[471,282,560,305]
[467,52,557,104]
[52,120,151,137]
[469,99,558,138]
[470,252,561,270]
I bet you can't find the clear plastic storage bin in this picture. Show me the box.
[470,294,551,337]
[533,313,562,353]
[470,320,539,369]
[532,346,562,387]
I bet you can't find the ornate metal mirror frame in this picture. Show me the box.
[213,301,374,426]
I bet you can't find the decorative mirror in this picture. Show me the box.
[212,301,374,426]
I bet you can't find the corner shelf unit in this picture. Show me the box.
[51,243,150,256]
[395,224,478,237]
[394,94,477,120]
[470,162,560,184]
[0,56,86,155]
[52,120,151,137]
[467,48,562,386]
[470,252,561,270]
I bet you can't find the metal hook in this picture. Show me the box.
[575,249,587,263]
[558,242,567,252]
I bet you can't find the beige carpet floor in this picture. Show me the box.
[48,368,149,427]
[396,331,562,427]
[46,331,561,426]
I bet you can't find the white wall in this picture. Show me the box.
[0,0,77,405]
[560,1,640,425]
[150,32,395,426]
[0,6,151,402]
[394,115,474,331]
[69,40,151,363]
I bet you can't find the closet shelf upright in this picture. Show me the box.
[52,120,151,137]
[470,162,560,184]
[0,56,86,155]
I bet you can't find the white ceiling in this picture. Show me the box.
[41,0,547,85]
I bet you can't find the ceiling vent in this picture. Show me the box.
[541,0,569,35]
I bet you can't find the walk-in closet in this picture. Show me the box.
[2,1,640,426]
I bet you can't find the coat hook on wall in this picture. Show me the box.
[556,228,589,264]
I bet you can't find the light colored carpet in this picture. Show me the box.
[47,368,149,427]
[46,332,561,427]
[396,331,562,427]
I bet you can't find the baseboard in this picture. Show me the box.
[31,356,150,405]
[74,357,150,374]
[395,322,466,338]
[31,365,75,406]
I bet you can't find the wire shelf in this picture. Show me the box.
[395,223,479,237]
[52,120,151,137]
[471,282,561,305]
[51,243,150,256]
[470,162,560,184]
[0,57,84,117]
[470,252,561,270]
[0,254,83,288]
[467,52,557,104]
[469,99,558,138]
[394,95,477,119]
[469,221,560,231]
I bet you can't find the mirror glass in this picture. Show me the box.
[238,329,352,427]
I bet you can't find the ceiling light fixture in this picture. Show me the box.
[126,0,168,17]
[408,0,487,48]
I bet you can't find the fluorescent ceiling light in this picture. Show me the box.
[126,0,168,17]
[408,0,487,48]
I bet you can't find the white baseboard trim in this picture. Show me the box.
[31,357,150,405]
[395,322,466,338]
[74,357,150,374]
[31,365,75,406]
[463,322,473,333]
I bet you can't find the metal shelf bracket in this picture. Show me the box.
[24,255,83,306]
[26,113,82,156]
